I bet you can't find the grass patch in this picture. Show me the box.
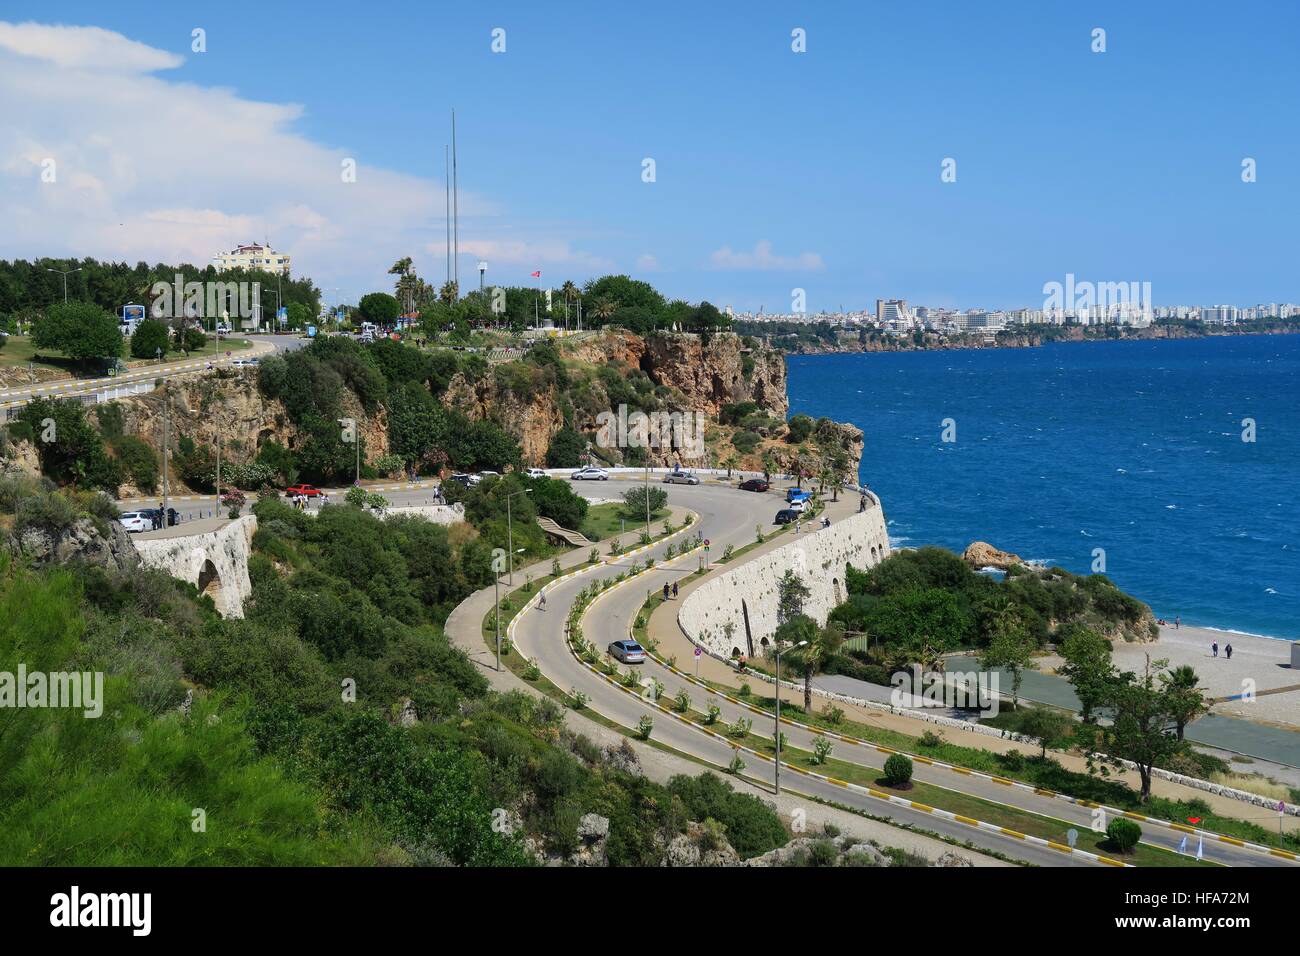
[580,502,669,543]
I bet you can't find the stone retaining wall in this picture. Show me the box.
[135,516,256,619]
[678,496,890,658]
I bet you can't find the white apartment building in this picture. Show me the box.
[212,242,291,274]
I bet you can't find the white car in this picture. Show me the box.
[786,498,810,513]
[231,358,258,368]
[570,466,609,481]
[475,470,501,484]
[524,467,548,479]
[118,511,151,533]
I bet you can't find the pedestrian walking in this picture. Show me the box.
[539,591,546,610]
[1212,641,1219,658]
[671,581,678,599]
[1225,643,1233,660]
[859,494,867,513]
[662,582,670,601]
[1175,616,1181,630]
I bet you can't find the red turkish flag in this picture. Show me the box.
[530,270,541,278]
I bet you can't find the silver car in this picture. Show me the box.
[662,470,699,485]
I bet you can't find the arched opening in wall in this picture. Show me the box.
[832,577,842,605]
[730,647,742,659]
[759,636,770,650]
[197,558,223,604]
[870,546,878,565]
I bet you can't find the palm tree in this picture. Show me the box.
[591,297,616,327]
[793,623,845,713]
[722,455,738,478]
[560,280,579,328]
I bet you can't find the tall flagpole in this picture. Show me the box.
[452,109,459,299]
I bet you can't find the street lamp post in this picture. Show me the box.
[506,487,532,584]
[45,267,81,303]
[773,638,808,795]
[495,546,526,671]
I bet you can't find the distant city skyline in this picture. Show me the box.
[2,2,1298,312]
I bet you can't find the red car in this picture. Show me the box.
[738,478,770,493]
[284,484,323,498]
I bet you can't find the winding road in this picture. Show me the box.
[487,479,1298,868]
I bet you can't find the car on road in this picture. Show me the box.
[524,467,548,479]
[738,478,769,493]
[231,358,258,368]
[662,470,699,485]
[570,466,609,481]
[448,472,473,486]
[285,484,324,498]
[773,508,801,525]
[608,640,646,664]
[118,511,152,533]
[474,470,501,484]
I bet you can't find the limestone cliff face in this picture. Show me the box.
[442,372,564,466]
[109,372,387,493]
[640,332,788,420]
[570,330,788,419]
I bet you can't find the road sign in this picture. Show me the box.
[1066,828,1078,848]
[694,647,701,658]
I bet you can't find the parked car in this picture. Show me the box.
[608,640,646,664]
[738,478,769,492]
[118,511,152,533]
[662,470,699,485]
[774,509,801,525]
[231,358,258,368]
[448,472,473,486]
[785,486,810,503]
[474,470,501,484]
[524,467,548,479]
[285,484,324,498]
[786,497,811,513]
[570,466,610,481]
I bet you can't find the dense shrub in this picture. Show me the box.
[1106,818,1142,853]
[883,753,913,786]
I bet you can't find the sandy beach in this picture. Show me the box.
[1109,625,1300,729]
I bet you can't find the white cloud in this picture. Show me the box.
[0,21,593,300]
[635,254,662,272]
[0,22,184,73]
[707,240,824,272]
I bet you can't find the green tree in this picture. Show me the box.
[357,292,401,326]
[621,484,667,520]
[129,318,170,359]
[1160,664,1208,741]
[32,300,122,363]
[979,608,1036,710]
[545,427,586,468]
[1093,657,1183,802]
[776,569,811,625]
[1057,624,1115,723]
[1016,707,1074,758]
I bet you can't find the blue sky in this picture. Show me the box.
[2,1,1298,311]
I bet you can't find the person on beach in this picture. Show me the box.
[1212,641,1219,658]
[1175,616,1181,630]
[1225,643,1233,660]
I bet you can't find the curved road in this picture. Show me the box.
[510,481,1296,868]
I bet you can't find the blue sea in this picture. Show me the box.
[787,335,1300,641]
